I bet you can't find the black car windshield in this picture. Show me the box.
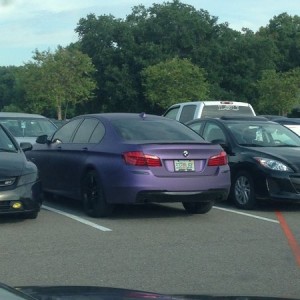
[111,118,205,142]
[0,126,18,152]
[227,122,300,147]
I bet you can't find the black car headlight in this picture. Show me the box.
[254,157,293,172]
[0,177,17,187]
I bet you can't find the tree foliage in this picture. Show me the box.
[142,57,209,111]
[19,46,97,119]
[1,1,300,116]
[257,68,300,115]
[258,13,300,72]
[0,66,22,110]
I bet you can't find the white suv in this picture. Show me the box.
[163,101,256,123]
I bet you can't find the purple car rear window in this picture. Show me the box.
[111,118,204,141]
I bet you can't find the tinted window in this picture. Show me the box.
[201,105,254,118]
[0,118,57,137]
[0,126,17,151]
[73,118,99,143]
[89,122,105,143]
[111,118,204,141]
[52,119,82,143]
[203,123,226,142]
[188,122,205,135]
[179,105,197,123]
[164,107,179,120]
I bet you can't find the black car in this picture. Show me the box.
[186,116,300,209]
[0,124,42,219]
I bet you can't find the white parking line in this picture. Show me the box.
[213,206,279,224]
[42,205,112,231]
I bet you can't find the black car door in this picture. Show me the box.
[202,122,227,144]
[57,117,103,199]
[28,118,83,194]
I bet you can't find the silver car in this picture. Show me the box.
[0,112,57,145]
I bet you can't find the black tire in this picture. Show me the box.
[231,170,256,209]
[182,201,214,214]
[82,170,114,217]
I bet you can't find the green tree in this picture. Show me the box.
[75,1,226,113]
[20,46,97,119]
[141,57,209,111]
[1,104,23,112]
[258,13,300,72]
[257,68,300,115]
[0,66,23,111]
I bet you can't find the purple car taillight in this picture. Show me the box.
[207,151,228,166]
[123,151,162,167]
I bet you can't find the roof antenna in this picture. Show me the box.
[139,112,146,119]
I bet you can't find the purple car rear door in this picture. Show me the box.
[51,118,104,199]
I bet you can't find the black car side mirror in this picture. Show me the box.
[36,134,50,144]
[20,142,33,152]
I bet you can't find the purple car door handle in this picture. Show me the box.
[82,147,88,151]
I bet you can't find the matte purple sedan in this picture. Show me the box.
[26,113,231,217]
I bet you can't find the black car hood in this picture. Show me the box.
[0,152,24,177]
[244,146,300,170]
[15,286,299,300]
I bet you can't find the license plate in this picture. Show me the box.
[174,160,195,172]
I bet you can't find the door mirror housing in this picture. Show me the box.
[36,134,50,144]
[19,142,33,152]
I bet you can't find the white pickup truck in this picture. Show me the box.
[163,101,256,123]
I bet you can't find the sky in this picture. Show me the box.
[0,0,299,67]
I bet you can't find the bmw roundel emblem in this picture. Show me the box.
[183,150,189,157]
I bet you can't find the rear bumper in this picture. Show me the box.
[103,164,231,204]
[136,189,229,203]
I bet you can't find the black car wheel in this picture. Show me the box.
[231,171,256,209]
[82,170,114,217]
[182,201,213,214]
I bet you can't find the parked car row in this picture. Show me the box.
[0,112,231,219]
[1,109,300,220]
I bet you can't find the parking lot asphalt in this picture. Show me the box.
[0,198,299,299]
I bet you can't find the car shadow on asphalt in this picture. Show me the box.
[43,196,300,220]
[111,203,190,219]
[0,215,33,224]
[43,196,194,219]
